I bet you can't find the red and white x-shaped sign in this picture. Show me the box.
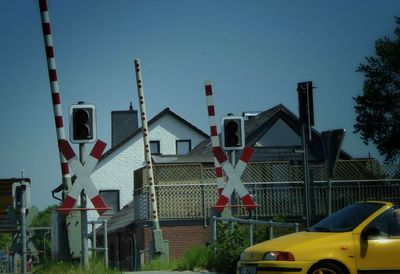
[58,140,108,215]
[213,146,257,212]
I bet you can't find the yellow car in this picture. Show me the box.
[238,201,400,274]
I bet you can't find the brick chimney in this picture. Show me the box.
[111,103,138,147]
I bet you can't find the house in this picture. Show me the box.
[87,106,209,224]
[94,104,365,270]
[188,103,351,163]
[96,104,398,271]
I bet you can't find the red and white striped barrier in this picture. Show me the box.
[213,146,257,212]
[204,81,225,195]
[58,140,108,215]
[39,0,71,190]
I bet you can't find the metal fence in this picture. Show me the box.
[133,159,400,220]
[211,216,300,246]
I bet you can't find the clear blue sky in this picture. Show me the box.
[0,0,399,209]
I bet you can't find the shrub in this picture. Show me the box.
[178,245,211,271]
[208,223,248,274]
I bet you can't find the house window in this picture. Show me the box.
[150,141,160,155]
[176,140,191,155]
[99,190,120,213]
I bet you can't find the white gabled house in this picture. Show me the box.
[87,107,209,222]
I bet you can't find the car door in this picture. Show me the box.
[355,206,400,272]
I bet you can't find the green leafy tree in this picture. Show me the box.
[0,233,12,251]
[354,17,400,161]
[31,205,56,259]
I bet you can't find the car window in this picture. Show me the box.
[308,202,384,232]
[365,206,400,239]
[391,207,400,236]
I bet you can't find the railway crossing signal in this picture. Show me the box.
[70,104,96,144]
[297,81,314,127]
[221,116,245,150]
[213,146,256,212]
[58,140,108,215]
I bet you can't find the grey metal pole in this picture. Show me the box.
[269,225,273,240]
[103,220,108,269]
[249,222,253,246]
[91,222,96,259]
[80,144,89,269]
[20,173,27,274]
[328,177,332,216]
[230,151,236,216]
[302,124,311,228]
[249,211,253,246]
[43,231,50,260]
[21,206,27,274]
[212,216,217,246]
[13,253,17,273]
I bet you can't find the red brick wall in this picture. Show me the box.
[143,223,211,260]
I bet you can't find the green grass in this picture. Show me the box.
[36,245,212,273]
[178,245,210,271]
[34,257,120,274]
[140,246,210,271]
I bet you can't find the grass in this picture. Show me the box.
[178,245,210,271]
[34,257,120,274]
[140,245,210,272]
[35,245,212,273]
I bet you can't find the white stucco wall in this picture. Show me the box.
[87,113,206,223]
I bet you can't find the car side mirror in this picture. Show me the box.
[361,226,380,240]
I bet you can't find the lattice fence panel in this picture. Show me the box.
[243,163,273,182]
[379,163,400,179]
[203,167,224,184]
[156,184,218,219]
[235,183,304,217]
[156,185,203,219]
[154,164,203,185]
[134,160,400,220]
[334,160,381,180]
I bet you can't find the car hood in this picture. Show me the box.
[242,231,354,261]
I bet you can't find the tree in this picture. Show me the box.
[354,17,400,162]
[0,233,11,251]
[30,205,57,259]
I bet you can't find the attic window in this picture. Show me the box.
[255,119,301,147]
[176,140,191,155]
[150,141,161,155]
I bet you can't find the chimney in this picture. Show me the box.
[111,102,138,147]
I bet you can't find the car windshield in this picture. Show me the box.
[308,202,384,232]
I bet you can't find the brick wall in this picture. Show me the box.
[143,221,212,260]
[102,220,213,270]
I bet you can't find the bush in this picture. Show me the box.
[208,223,249,274]
[178,245,211,271]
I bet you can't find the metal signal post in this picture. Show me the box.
[297,81,314,227]
[79,144,89,269]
